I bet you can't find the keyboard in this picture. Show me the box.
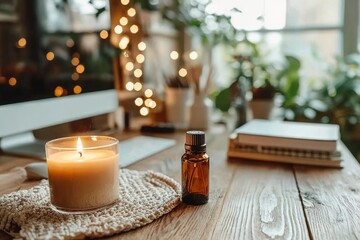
[118,136,176,168]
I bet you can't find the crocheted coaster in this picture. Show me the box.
[0,169,181,239]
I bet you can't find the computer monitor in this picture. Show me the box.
[0,0,118,158]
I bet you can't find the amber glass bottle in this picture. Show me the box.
[181,131,209,205]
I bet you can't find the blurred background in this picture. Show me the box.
[0,0,359,160]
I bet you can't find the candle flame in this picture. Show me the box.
[77,137,83,157]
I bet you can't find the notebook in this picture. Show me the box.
[234,119,339,151]
[229,120,342,168]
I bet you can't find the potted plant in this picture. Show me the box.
[281,53,360,159]
[215,40,301,122]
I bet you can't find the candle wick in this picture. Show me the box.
[79,152,82,157]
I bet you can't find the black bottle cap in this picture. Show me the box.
[185,130,206,146]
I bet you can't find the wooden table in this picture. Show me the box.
[1,126,360,239]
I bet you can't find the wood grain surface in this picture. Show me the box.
[1,126,359,240]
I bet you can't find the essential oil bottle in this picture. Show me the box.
[181,130,209,205]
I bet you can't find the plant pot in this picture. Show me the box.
[165,87,192,129]
[189,93,213,130]
[249,98,274,119]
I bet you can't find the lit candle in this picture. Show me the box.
[46,136,119,213]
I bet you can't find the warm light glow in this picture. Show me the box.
[189,51,198,60]
[125,62,134,71]
[71,72,79,81]
[99,30,109,39]
[144,99,152,107]
[134,69,143,78]
[127,8,136,17]
[149,100,157,109]
[17,38,26,48]
[119,36,130,49]
[134,82,142,91]
[66,39,74,48]
[54,86,64,97]
[76,64,85,74]
[140,107,149,116]
[46,52,55,61]
[130,25,139,34]
[0,76,6,84]
[121,0,130,5]
[136,54,145,63]
[178,68,188,77]
[135,97,144,106]
[170,51,179,60]
[8,77,17,86]
[77,137,83,156]
[114,25,123,34]
[125,82,134,91]
[71,57,80,66]
[73,85,82,94]
[144,89,153,98]
[138,42,146,51]
[145,99,156,109]
[119,17,128,26]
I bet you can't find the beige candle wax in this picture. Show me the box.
[46,136,119,213]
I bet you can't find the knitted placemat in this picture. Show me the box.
[0,169,181,239]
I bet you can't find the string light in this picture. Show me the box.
[144,89,153,98]
[138,42,146,51]
[99,30,109,39]
[17,38,26,48]
[134,69,143,78]
[134,82,142,91]
[54,86,64,97]
[127,8,136,17]
[178,68,187,77]
[189,51,198,60]
[136,54,145,64]
[125,82,134,91]
[113,4,151,115]
[140,107,149,116]
[144,99,152,107]
[135,97,143,106]
[130,25,139,34]
[71,73,79,81]
[73,85,82,94]
[170,51,179,60]
[119,36,130,49]
[71,57,80,66]
[149,100,157,109]
[46,52,55,61]
[8,77,17,86]
[125,62,134,71]
[66,39,74,48]
[119,17,128,26]
[76,64,85,74]
[114,25,123,34]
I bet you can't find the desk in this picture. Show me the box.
[1,126,360,239]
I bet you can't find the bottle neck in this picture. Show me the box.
[185,144,206,153]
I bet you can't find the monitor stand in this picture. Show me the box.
[0,132,46,160]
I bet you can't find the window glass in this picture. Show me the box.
[285,0,342,28]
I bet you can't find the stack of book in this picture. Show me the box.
[228,119,342,168]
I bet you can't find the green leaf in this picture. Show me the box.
[214,88,231,112]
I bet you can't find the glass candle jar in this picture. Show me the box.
[45,136,119,214]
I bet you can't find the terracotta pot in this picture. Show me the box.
[249,98,274,119]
